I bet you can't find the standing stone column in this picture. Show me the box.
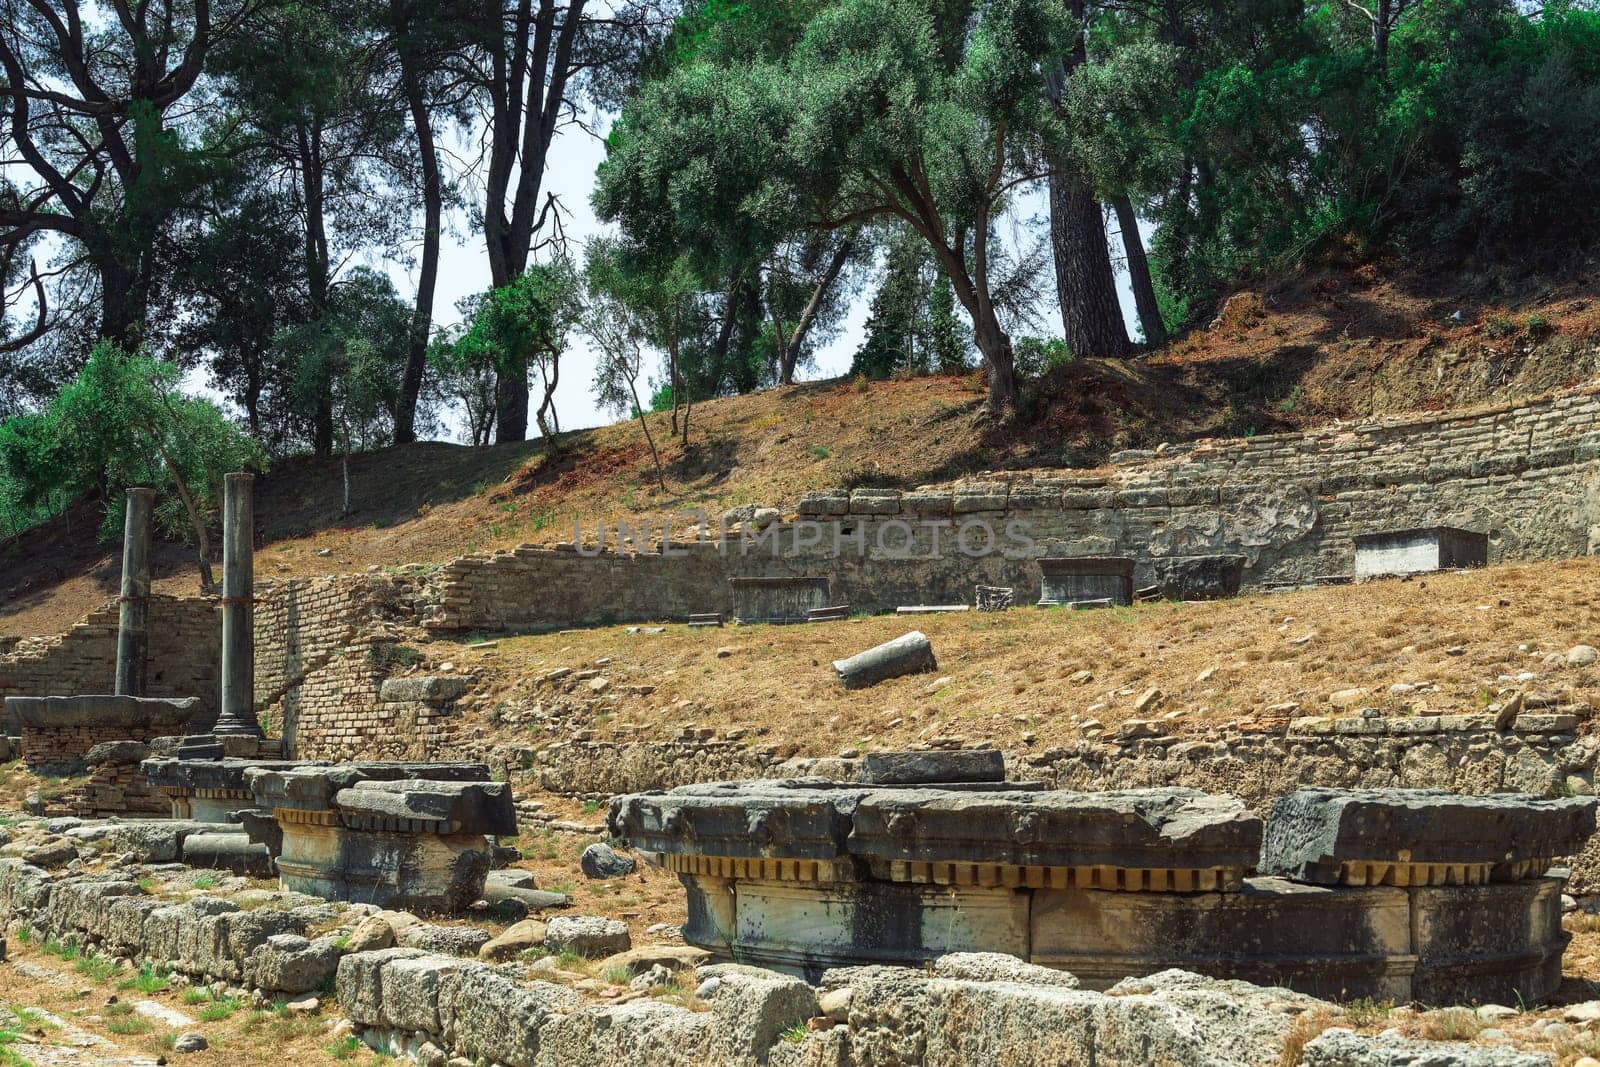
[215,473,262,737]
[114,487,155,696]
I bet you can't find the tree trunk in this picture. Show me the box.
[300,124,335,456]
[667,333,682,436]
[1110,195,1166,347]
[973,310,1017,411]
[628,372,666,491]
[926,239,1017,411]
[1049,165,1129,359]
[496,361,530,444]
[98,256,146,347]
[781,239,854,385]
[151,438,217,593]
[1046,2,1129,362]
[483,0,587,446]
[395,54,441,446]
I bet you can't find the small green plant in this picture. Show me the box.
[1525,312,1553,337]
[192,873,218,890]
[781,1022,808,1044]
[602,966,634,985]
[181,987,212,1005]
[120,962,172,994]
[107,1015,154,1037]
[327,1036,365,1060]
[73,951,117,983]
[368,642,424,670]
[14,925,31,945]
[808,444,831,459]
[1485,313,1517,338]
[199,997,243,1022]
[11,1007,55,1031]
[1342,997,1393,1026]
[0,1025,29,1067]
[42,938,77,962]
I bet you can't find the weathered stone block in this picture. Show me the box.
[380,952,464,1033]
[848,788,1261,875]
[1301,1028,1552,1067]
[336,947,429,1026]
[1353,526,1489,577]
[534,1002,716,1067]
[332,779,517,836]
[698,963,819,1061]
[250,932,342,994]
[436,964,580,1067]
[545,915,631,957]
[1152,555,1247,601]
[1408,877,1566,1006]
[1031,878,1413,1000]
[857,750,1005,786]
[1260,788,1597,883]
[1037,557,1135,607]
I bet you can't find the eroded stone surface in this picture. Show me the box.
[848,787,1261,873]
[1260,788,1597,883]
[1300,1028,1552,1067]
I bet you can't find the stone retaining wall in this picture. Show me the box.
[425,386,1600,630]
[336,949,1318,1067]
[0,596,220,733]
[9,386,1600,767]
[0,860,343,995]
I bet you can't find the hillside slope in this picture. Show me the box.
[4,265,1598,638]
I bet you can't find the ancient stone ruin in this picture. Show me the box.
[246,763,516,911]
[728,575,831,624]
[4,488,205,774]
[1036,556,1135,607]
[610,756,1595,1006]
[1353,525,1491,578]
[6,694,199,773]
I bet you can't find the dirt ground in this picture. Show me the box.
[404,558,1600,757]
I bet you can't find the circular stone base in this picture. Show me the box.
[678,871,1567,1003]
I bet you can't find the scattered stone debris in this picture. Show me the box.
[580,843,637,880]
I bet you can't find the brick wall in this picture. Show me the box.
[252,573,439,759]
[0,596,220,733]
[426,385,1600,630]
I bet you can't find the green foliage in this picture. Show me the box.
[443,259,583,439]
[598,0,1077,407]
[277,268,414,453]
[1014,337,1075,378]
[0,342,263,547]
[852,229,970,379]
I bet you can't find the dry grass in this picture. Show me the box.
[1278,1009,1340,1066]
[1412,1008,1486,1042]
[442,558,1600,753]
